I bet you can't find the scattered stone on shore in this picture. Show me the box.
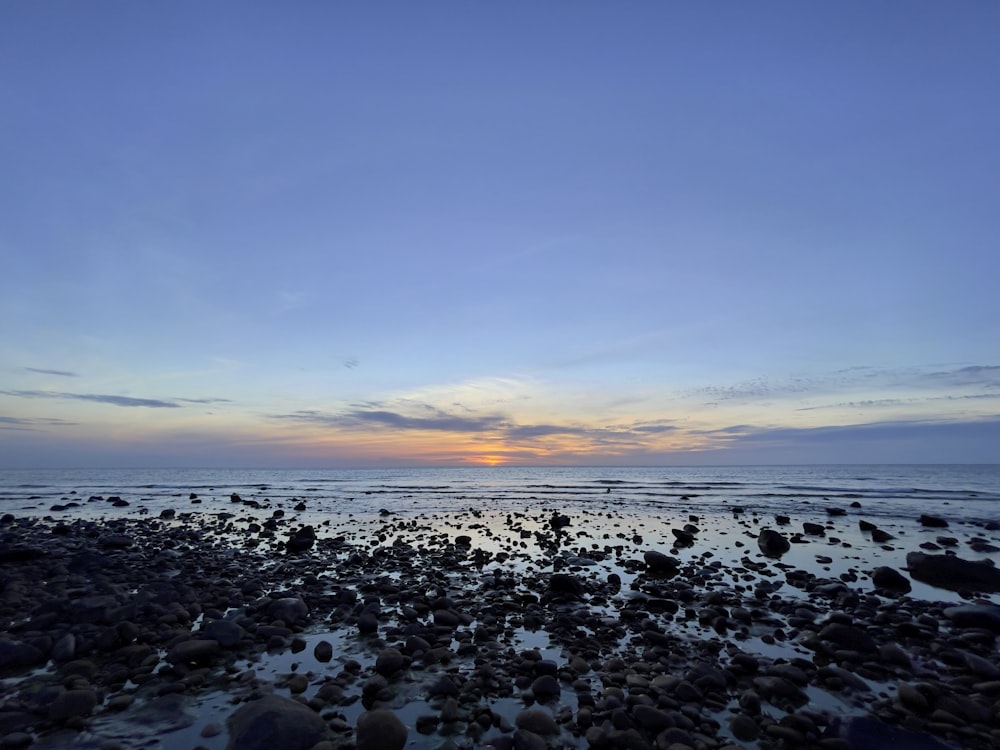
[757,528,790,557]
[871,565,912,593]
[919,514,949,528]
[906,551,1000,592]
[1,496,999,750]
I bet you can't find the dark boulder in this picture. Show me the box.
[919,514,948,528]
[227,695,330,750]
[757,529,790,558]
[906,551,1000,592]
[871,566,911,594]
[356,709,407,750]
[286,526,315,554]
[643,550,680,576]
[943,604,1000,633]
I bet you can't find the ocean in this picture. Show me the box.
[2,464,999,525]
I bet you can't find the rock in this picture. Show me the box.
[757,529,790,558]
[871,528,895,543]
[548,572,584,598]
[314,640,333,662]
[919,514,948,528]
[166,638,221,666]
[818,622,878,653]
[227,695,330,750]
[549,513,571,529]
[631,705,671,733]
[375,647,407,676]
[49,689,98,721]
[839,715,955,749]
[356,709,407,750]
[99,533,133,548]
[671,528,695,546]
[267,597,308,624]
[51,633,76,662]
[286,526,316,554]
[515,709,559,735]
[871,566,911,593]
[906,552,1000,592]
[802,522,825,536]
[729,714,760,741]
[204,619,245,648]
[529,675,560,699]
[943,604,1000,632]
[643,550,680,576]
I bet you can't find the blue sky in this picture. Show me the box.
[2,2,998,468]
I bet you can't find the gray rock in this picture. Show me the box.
[375,647,407,676]
[356,709,407,750]
[167,638,221,665]
[919,514,948,528]
[515,709,559,735]
[314,640,333,662]
[871,566,911,593]
[227,695,329,750]
[943,604,1000,632]
[204,619,245,648]
[49,689,98,721]
[266,597,308,624]
[757,529,790,558]
[529,675,560,699]
[643,550,680,576]
[839,715,955,749]
[906,552,1000,592]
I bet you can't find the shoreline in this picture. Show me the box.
[2,491,1000,749]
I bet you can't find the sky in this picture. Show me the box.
[1,2,999,468]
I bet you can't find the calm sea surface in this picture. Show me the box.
[2,464,998,524]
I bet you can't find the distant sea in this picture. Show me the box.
[2,464,999,525]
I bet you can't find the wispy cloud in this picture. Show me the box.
[272,406,508,433]
[24,367,79,377]
[1,390,180,408]
[0,415,78,431]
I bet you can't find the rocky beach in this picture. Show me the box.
[2,469,1000,750]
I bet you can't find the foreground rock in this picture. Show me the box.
[356,709,407,750]
[226,695,331,750]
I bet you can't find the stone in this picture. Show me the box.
[757,529,790,558]
[286,526,316,554]
[729,714,759,741]
[906,552,1000,592]
[839,715,955,749]
[166,638,221,665]
[204,619,245,648]
[643,550,680,576]
[919,514,948,528]
[356,709,407,750]
[48,689,98,721]
[871,566,911,593]
[515,709,559,735]
[803,522,825,536]
[548,572,584,598]
[943,604,1000,632]
[227,695,329,750]
[266,597,308,624]
[529,675,560,699]
[314,640,333,662]
[375,647,407,676]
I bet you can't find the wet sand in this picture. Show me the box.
[2,491,1000,749]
